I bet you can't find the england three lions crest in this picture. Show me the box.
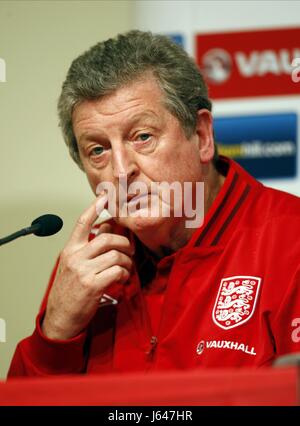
[212,276,262,330]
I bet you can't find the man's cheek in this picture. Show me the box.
[86,172,105,194]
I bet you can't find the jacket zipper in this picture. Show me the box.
[129,251,181,365]
[146,335,158,357]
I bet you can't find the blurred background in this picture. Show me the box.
[0,0,299,379]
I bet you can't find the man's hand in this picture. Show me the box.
[41,195,134,340]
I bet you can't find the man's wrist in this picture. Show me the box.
[41,314,77,341]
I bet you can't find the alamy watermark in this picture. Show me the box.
[0,318,6,343]
[0,57,6,82]
[291,58,300,83]
[291,318,300,343]
[95,176,204,228]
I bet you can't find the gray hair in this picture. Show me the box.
[58,30,214,170]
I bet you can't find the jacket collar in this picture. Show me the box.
[188,155,262,248]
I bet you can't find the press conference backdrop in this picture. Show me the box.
[1,0,300,379]
[135,0,300,194]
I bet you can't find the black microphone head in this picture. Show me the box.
[31,214,63,237]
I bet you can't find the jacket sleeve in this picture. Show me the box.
[272,265,300,360]
[7,258,88,378]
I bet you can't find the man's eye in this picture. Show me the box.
[90,146,104,156]
[137,133,151,142]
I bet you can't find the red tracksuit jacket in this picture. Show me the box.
[8,157,300,377]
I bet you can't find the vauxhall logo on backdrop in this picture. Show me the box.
[202,47,299,84]
[196,27,300,98]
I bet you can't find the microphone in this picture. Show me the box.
[0,214,63,246]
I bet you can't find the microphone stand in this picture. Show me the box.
[0,224,40,246]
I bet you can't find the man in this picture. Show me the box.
[8,31,300,376]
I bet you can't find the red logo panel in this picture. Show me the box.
[195,28,300,99]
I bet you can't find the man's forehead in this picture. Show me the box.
[74,106,162,130]
[86,75,161,110]
[73,80,167,134]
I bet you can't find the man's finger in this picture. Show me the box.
[95,222,113,236]
[85,233,134,259]
[68,194,108,245]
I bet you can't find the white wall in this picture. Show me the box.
[135,0,300,196]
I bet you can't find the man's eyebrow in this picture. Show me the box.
[78,131,107,145]
[78,111,161,144]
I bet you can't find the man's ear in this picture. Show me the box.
[195,109,215,164]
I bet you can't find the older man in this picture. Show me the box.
[8,31,300,376]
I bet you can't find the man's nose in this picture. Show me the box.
[111,143,139,182]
